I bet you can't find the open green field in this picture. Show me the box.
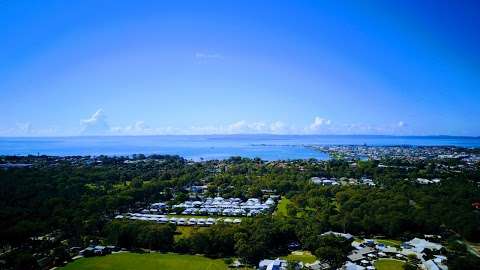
[375,239,402,248]
[274,197,291,217]
[283,251,317,263]
[374,259,405,270]
[61,252,228,270]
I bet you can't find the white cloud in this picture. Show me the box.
[224,120,293,134]
[310,117,332,129]
[228,120,266,133]
[76,112,403,136]
[119,121,149,133]
[81,109,106,125]
[81,109,110,135]
[185,120,292,135]
[305,116,332,133]
[342,123,387,134]
[195,52,223,59]
[187,125,222,135]
[397,121,406,128]
[16,122,32,134]
[269,121,287,134]
[0,122,59,137]
[111,121,157,135]
[80,110,182,136]
[0,122,33,136]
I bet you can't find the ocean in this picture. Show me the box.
[1,135,479,161]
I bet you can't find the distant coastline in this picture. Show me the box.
[1,135,479,159]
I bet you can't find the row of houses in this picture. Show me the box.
[171,197,276,216]
[115,214,241,226]
[416,178,442,184]
[311,176,442,186]
[311,177,375,186]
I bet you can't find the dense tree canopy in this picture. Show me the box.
[0,154,479,269]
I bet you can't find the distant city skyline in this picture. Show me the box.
[1,1,479,136]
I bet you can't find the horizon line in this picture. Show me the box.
[0,134,479,139]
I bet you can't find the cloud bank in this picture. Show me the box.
[0,110,410,137]
[76,110,409,136]
[0,122,57,137]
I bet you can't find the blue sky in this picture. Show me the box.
[1,0,479,136]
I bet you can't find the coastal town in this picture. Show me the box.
[1,150,479,270]
[311,145,480,164]
[3,0,480,269]
[2,144,480,170]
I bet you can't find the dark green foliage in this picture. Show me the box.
[448,255,480,270]
[403,263,418,270]
[232,217,297,264]
[313,235,352,269]
[0,155,479,269]
[104,220,176,251]
[8,252,39,270]
[0,155,186,245]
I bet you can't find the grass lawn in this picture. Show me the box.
[274,197,314,218]
[375,239,402,248]
[374,259,406,270]
[61,252,228,270]
[274,197,291,217]
[283,251,317,263]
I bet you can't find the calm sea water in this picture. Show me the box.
[1,135,479,161]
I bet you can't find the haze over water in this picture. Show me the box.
[1,135,479,161]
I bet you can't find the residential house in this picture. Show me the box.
[258,258,288,270]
